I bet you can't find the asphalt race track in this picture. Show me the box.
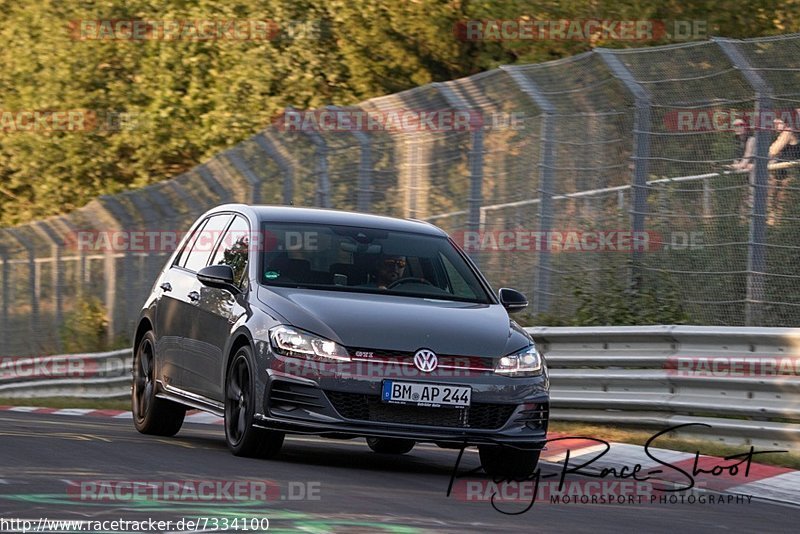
[0,411,795,533]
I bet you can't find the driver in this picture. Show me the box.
[373,254,407,289]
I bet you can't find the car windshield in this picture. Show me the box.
[259,222,492,304]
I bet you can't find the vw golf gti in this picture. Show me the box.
[132,205,549,477]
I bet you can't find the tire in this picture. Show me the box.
[132,331,186,436]
[225,345,284,458]
[479,445,541,479]
[366,437,415,455]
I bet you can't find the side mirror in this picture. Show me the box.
[499,288,528,313]
[197,265,239,292]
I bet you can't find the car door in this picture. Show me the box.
[158,213,232,391]
[184,214,251,401]
[153,217,208,389]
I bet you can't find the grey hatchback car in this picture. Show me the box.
[132,204,549,477]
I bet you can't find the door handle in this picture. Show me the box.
[160,282,172,292]
[188,291,200,302]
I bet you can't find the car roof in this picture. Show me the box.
[206,204,449,237]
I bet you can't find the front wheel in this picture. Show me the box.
[479,445,541,479]
[225,346,284,458]
[132,331,185,436]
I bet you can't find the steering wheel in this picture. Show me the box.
[386,277,434,289]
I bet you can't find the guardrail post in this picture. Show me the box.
[254,131,295,205]
[500,66,554,314]
[433,83,484,265]
[597,50,651,293]
[715,38,772,326]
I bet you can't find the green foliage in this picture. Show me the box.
[518,260,690,326]
[571,265,690,326]
[1,0,799,225]
[59,297,109,352]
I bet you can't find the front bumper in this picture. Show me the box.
[254,350,550,448]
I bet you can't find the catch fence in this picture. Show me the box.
[3,35,800,356]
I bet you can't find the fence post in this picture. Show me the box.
[287,107,330,208]
[597,49,651,292]
[6,229,37,354]
[224,148,262,204]
[715,38,772,326]
[255,131,295,205]
[0,244,8,355]
[96,196,140,344]
[353,129,373,212]
[197,164,233,204]
[433,83,484,264]
[312,133,331,208]
[33,222,64,353]
[323,105,373,213]
[500,66,554,315]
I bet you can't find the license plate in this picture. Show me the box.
[381,380,471,408]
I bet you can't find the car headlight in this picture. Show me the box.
[269,326,350,362]
[494,344,543,376]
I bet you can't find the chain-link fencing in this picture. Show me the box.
[3,34,800,357]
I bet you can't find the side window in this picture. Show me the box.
[210,216,250,289]
[181,214,233,272]
[174,218,209,267]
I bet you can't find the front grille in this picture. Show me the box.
[325,391,516,430]
[326,391,370,420]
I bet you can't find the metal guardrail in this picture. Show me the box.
[0,349,131,399]
[1,326,798,448]
[529,325,800,449]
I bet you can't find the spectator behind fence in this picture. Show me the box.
[730,119,755,172]
[767,116,800,224]
[769,118,800,163]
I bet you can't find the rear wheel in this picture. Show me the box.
[225,346,284,458]
[479,445,541,479]
[132,331,185,436]
[366,437,415,454]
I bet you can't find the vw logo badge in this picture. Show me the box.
[413,349,438,373]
